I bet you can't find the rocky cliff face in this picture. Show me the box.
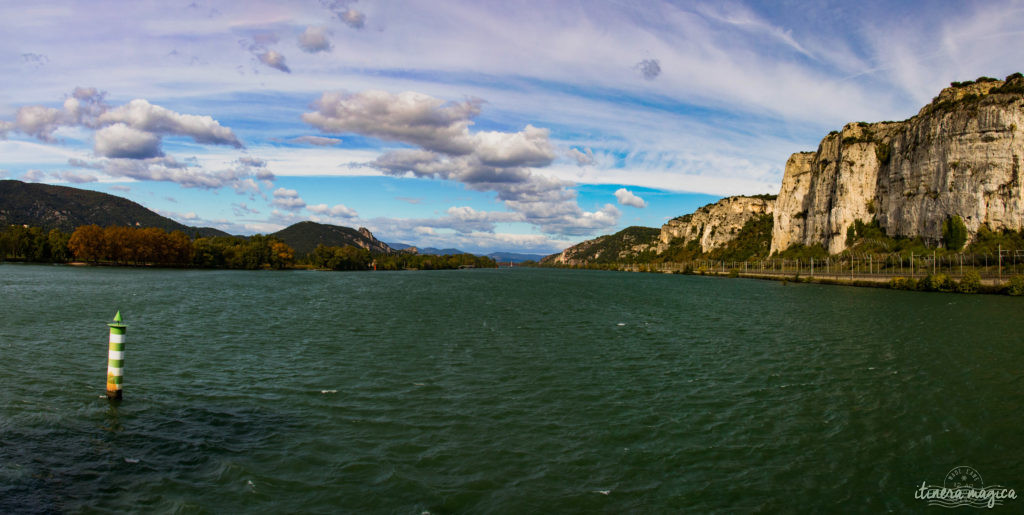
[772,75,1024,254]
[656,195,774,253]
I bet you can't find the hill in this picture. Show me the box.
[542,226,660,266]
[271,221,396,256]
[0,180,229,237]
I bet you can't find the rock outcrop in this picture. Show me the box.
[772,74,1024,254]
[656,195,774,253]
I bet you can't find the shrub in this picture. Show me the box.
[957,270,982,293]
[1008,275,1024,296]
[889,277,918,290]
[875,142,891,165]
[919,273,953,292]
[728,268,740,278]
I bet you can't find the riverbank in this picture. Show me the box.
[616,265,1023,295]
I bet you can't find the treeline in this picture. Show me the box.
[2,224,295,269]
[0,225,72,263]
[2,224,498,271]
[307,243,497,270]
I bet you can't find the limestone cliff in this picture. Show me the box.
[656,195,774,253]
[772,74,1024,254]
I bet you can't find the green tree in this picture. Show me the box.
[942,215,968,250]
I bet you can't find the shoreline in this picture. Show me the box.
[618,266,1019,295]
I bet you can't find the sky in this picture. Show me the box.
[1,1,1023,254]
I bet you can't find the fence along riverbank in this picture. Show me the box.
[613,248,1024,292]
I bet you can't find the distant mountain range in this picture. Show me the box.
[0,180,549,260]
[0,180,229,238]
[386,242,544,262]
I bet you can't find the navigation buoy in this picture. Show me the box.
[106,311,127,400]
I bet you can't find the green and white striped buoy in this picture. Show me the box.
[106,311,127,400]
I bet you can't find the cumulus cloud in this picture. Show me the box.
[635,59,661,80]
[99,99,242,147]
[305,89,618,236]
[614,188,647,208]
[11,87,108,141]
[257,50,291,73]
[291,135,342,146]
[94,123,163,158]
[473,125,556,167]
[304,90,483,155]
[271,187,306,210]
[298,26,333,53]
[307,203,358,218]
[2,89,244,167]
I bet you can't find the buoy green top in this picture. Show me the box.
[108,310,127,329]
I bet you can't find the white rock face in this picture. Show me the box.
[772,77,1024,254]
[656,196,774,253]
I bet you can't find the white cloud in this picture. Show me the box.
[298,26,332,53]
[94,123,163,158]
[567,147,594,166]
[271,187,306,210]
[303,90,482,155]
[614,187,647,208]
[305,89,619,236]
[307,202,357,218]
[68,155,276,192]
[472,125,555,167]
[98,99,243,147]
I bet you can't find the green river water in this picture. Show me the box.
[1,264,1022,513]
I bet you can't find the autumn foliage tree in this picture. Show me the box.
[68,225,193,265]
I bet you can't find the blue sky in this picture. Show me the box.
[1,0,1022,254]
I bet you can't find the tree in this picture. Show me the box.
[68,225,107,263]
[942,215,968,250]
